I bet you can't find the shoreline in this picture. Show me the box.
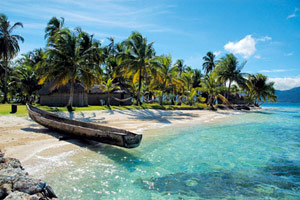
[0,108,247,175]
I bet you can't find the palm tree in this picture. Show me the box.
[180,70,194,93]
[202,51,216,75]
[121,32,156,105]
[99,78,120,106]
[155,55,180,105]
[0,14,24,103]
[174,59,185,75]
[200,72,228,110]
[245,73,277,106]
[12,63,41,103]
[215,53,247,99]
[23,48,45,71]
[178,71,194,105]
[45,17,64,45]
[38,28,101,111]
[192,69,202,88]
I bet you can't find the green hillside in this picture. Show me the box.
[275,87,300,103]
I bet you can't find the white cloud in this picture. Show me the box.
[269,76,300,90]
[287,7,299,19]
[213,51,221,56]
[224,35,272,59]
[259,69,288,73]
[254,55,261,59]
[224,35,256,58]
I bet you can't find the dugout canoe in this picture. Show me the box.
[26,104,142,148]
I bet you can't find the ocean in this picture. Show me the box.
[43,103,300,199]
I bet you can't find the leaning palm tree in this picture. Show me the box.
[121,32,156,105]
[245,73,277,106]
[202,51,216,75]
[38,28,101,111]
[215,53,247,99]
[0,14,24,103]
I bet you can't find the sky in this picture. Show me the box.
[1,0,300,90]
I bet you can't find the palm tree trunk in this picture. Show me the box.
[160,84,166,106]
[67,81,74,112]
[209,95,214,110]
[107,93,111,106]
[171,89,175,105]
[2,57,8,104]
[160,91,164,106]
[227,80,232,101]
[137,70,142,105]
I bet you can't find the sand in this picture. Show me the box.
[0,109,240,174]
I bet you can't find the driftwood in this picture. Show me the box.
[26,104,142,148]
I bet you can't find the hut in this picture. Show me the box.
[88,86,132,106]
[39,81,88,107]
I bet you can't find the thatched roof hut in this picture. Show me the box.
[39,81,88,107]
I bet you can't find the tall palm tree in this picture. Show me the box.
[202,51,216,75]
[121,32,156,105]
[174,59,185,75]
[38,28,101,111]
[103,39,126,81]
[0,14,24,103]
[245,73,277,106]
[45,17,64,45]
[215,53,247,99]
[155,55,180,105]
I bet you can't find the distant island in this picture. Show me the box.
[276,87,300,103]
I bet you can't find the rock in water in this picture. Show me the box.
[3,191,30,200]
[44,186,58,198]
[0,149,58,199]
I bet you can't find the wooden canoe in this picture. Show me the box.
[26,104,142,148]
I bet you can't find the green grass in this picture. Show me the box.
[0,104,29,117]
[0,103,209,117]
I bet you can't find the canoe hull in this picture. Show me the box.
[26,104,142,148]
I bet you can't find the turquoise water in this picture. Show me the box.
[44,103,300,199]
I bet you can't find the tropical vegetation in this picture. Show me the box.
[0,14,277,110]
[0,14,24,103]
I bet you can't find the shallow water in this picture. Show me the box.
[43,103,300,199]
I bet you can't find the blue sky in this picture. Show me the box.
[1,0,300,90]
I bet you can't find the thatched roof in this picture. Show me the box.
[39,81,86,95]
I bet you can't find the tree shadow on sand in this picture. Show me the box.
[112,109,200,124]
[56,112,106,123]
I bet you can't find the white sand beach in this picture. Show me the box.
[0,109,240,174]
